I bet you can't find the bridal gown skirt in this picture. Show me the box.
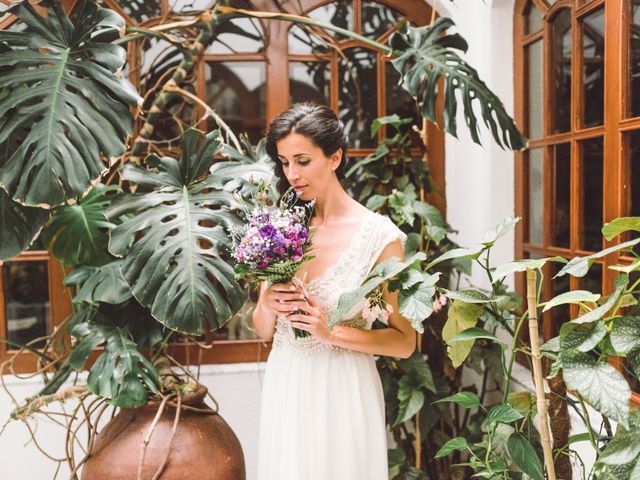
[256,333,388,480]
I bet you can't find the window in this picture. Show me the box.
[1,0,443,366]
[515,0,640,393]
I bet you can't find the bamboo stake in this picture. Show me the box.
[526,269,557,480]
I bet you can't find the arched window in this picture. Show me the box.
[515,0,640,390]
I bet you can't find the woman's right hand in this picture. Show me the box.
[261,282,305,317]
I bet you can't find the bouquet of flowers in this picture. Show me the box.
[230,186,315,338]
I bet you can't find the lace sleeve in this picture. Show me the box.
[365,215,407,275]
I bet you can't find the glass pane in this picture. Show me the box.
[528,148,544,245]
[525,0,544,34]
[550,261,570,337]
[288,26,330,54]
[118,0,161,24]
[288,1,353,54]
[551,9,572,133]
[582,9,605,127]
[170,0,221,12]
[205,62,266,144]
[362,1,404,39]
[338,49,378,149]
[582,262,602,294]
[627,131,640,217]
[552,143,571,248]
[3,261,50,349]
[309,0,353,37]
[211,287,259,341]
[290,62,330,106]
[527,40,544,139]
[630,0,640,118]
[205,18,264,54]
[385,62,421,140]
[581,137,604,251]
[140,39,182,94]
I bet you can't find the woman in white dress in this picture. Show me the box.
[253,102,416,480]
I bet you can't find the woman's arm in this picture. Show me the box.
[287,239,416,358]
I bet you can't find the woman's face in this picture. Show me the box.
[275,132,341,201]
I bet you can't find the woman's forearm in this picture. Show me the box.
[328,325,416,358]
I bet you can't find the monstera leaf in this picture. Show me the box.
[389,18,528,151]
[107,129,244,335]
[210,136,276,195]
[0,0,140,207]
[70,320,160,408]
[0,189,49,259]
[41,184,118,266]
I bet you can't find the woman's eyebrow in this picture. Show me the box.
[277,153,312,160]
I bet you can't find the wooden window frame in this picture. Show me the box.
[514,0,640,400]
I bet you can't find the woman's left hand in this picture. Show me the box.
[285,294,332,344]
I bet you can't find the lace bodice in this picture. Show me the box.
[272,211,406,355]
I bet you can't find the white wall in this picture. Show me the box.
[439,0,519,288]
[0,363,265,480]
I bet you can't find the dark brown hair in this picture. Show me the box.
[265,102,348,195]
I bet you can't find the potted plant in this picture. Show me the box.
[0,0,527,478]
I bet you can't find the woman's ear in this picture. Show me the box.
[330,149,342,171]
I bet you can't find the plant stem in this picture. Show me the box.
[502,313,526,403]
[577,393,601,455]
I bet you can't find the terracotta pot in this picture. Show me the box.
[81,386,245,480]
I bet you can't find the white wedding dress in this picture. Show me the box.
[257,211,406,480]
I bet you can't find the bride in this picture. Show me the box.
[253,102,416,480]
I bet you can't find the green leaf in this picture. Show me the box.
[542,290,601,312]
[398,351,437,394]
[0,189,49,260]
[370,114,412,137]
[71,320,160,408]
[0,0,140,206]
[507,433,544,480]
[444,288,510,305]
[506,392,537,417]
[433,391,480,409]
[485,404,524,426]
[611,316,640,354]
[602,217,640,241]
[480,216,520,247]
[448,327,503,345]
[345,144,389,177]
[572,274,628,324]
[491,257,567,283]
[398,279,436,332]
[41,184,118,266]
[69,262,132,305]
[555,239,640,278]
[389,19,527,150]
[426,245,484,270]
[107,129,244,335]
[394,375,425,426]
[434,437,468,459]
[540,335,560,353]
[329,252,427,327]
[561,350,630,428]
[559,320,607,352]
[442,300,484,368]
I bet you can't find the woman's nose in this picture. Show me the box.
[286,164,300,180]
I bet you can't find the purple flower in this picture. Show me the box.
[259,224,277,238]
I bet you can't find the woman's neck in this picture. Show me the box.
[311,183,353,226]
